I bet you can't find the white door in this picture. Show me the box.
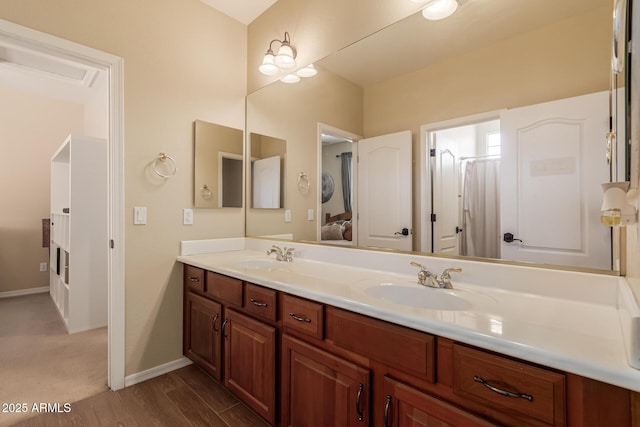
[357,131,412,250]
[252,156,281,208]
[500,91,611,269]
[431,133,461,255]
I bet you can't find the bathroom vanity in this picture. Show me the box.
[178,238,640,427]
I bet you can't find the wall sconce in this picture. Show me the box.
[411,0,459,21]
[259,31,297,76]
[601,182,638,226]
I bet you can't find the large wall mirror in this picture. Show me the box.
[246,0,630,274]
[194,120,244,208]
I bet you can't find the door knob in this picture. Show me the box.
[394,228,410,236]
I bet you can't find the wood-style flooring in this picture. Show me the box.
[11,365,270,427]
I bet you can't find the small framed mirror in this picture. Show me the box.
[194,120,244,208]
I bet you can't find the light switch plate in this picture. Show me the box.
[284,209,292,223]
[134,207,147,225]
[183,208,194,225]
[307,209,314,221]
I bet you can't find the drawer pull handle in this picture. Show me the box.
[189,277,200,282]
[356,383,364,421]
[473,376,533,402]
[212,313,220,334]
[250,298,268,307]
[383,395,392,427]
[289,312,311,323]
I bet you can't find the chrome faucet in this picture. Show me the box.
[410,262,462,289]
[266,245,295,262]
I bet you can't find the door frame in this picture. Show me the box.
[0,19,126,390]
[419,110,503,254]
[316,123,361,243]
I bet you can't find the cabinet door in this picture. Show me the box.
[224,309,277,425]
[382,377,498,427]
[281,335,370,427]
[184,292,223,381]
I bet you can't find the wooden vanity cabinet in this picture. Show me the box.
[281,334,370,427]
[224,308,277,425]
[183,291,223,380]
[182,265,636,427]
[183,267,277,424]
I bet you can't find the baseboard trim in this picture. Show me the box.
[0,286,49,299]
[124,357,193,387]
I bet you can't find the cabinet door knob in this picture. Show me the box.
[473,376,533,401]
[189,277,200,282]
[288,312,311,323]
[356,383,364,421]
[383,395,392,427]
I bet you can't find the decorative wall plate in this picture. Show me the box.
[322,172,334,203]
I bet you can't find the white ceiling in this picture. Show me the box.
[199,0,277,25]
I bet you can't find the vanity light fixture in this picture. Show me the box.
[259,31,297,76]
[600,182,638,226]
[280,73,301,84]
[411,0,459,21]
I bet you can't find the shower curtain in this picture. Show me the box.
[340,152,352,212]
[461,158,500,258]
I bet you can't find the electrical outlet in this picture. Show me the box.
[40,263,48,272]
[307,209,314,221]
[284,209,292,223]
[183,208,194,225]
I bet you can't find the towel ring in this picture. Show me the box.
[200,184,213,199]
[152,152,177,178]
[297,172,310,193]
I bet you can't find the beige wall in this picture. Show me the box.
[246,70,363,239]
[0,86,84,293]
[0,0,246,375]
[363,6,611,255]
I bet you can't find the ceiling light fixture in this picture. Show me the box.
[419,0,459,21]
[259,31,297,76]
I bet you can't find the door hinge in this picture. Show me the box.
[110,239,115,249]
[430,148,436,157]
[431,213,436,222]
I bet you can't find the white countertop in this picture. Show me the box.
[177,238,640,392]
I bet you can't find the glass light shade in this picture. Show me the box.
[258,52,279,76]
[275,44,296,69]
[280,73,301,84]
[601,182,637,226]
[422,0,458,20]
[296,64,318,78]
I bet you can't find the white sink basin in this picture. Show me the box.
[365,283,472,311]
[233,259,286,270]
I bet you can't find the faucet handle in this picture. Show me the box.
[441,267,462,280]
[410,261,427,270]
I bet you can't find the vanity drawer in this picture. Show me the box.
[205,271,243,306]
[184,265,205,292]
[452,344,566,426]
[328,307,435,382]
[282,294,324,339]
[244,283,277,322]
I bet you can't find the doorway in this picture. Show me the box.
[420,111,502,256]
[0,19,125,390]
